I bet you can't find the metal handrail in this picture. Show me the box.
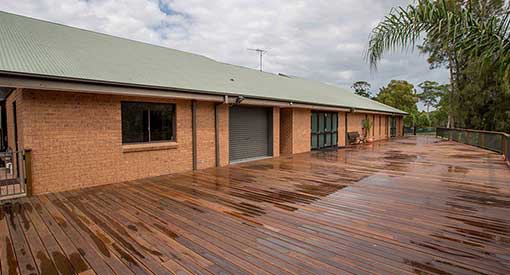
[436,127,510,167]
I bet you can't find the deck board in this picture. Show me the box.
[1,136,509,275]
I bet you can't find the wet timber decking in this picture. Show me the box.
[1,136,509,275]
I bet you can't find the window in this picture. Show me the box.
[121,102,175,144]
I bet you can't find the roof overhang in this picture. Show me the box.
[0,72,404,115]
[0,73,225,102]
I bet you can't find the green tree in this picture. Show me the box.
[375,80,419,127]
[417,81,445,119]
[415,111,432,128]
[367,0,510,129]
[351,81,371,98]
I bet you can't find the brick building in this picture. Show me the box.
[0,12,405,195]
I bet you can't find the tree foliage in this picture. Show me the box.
[418,81,447,117]
[375,80,419,126]
[367,0,510,132]
[351,81,371,98]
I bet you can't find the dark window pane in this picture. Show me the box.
[318,114,324,134]
[150,103,174,141]
[325,133,331,146]
[311,113,318,133]
[311,134,318,149]
[332,113,338,131]
[122,102,149,143]
[325,113,331,131]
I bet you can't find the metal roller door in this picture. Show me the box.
[229,106,272,162]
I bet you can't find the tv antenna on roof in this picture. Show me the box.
[247,48,269,72]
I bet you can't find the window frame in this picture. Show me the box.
[121,101,177,144]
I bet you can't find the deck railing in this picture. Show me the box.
[0,149,31,201]
[436,127,510,165]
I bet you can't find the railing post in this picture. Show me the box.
[503,136,510,166]
[24,149,33,197]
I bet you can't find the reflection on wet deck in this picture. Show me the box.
[1,136,509,275]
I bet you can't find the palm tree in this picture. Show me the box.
[367,0,510,128]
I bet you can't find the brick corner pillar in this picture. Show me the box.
[272,107,280,157]
[279,108,310,155]
[217,104,230,166]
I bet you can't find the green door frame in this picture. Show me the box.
[311,111,338,150]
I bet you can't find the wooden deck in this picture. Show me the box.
[1,136,509,275]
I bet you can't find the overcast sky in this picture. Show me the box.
[0,0,449,101]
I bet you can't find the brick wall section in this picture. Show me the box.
[292,109,311,154]
[398,116,404,136]
[347,113,365,134]
[279,109,293,155]
[383,115,389,138]
[372,114,384,140]
[368,114,375,139]
[216,104,229,167]
[7,88,403,194]
[337,112,347,147]
[196,101,216,169]
[272,107,280,157]
[372,114,385,140]
[279,108,310,155]
[18,89,218,194]
[346,113,394,141]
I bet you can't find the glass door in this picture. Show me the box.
[390,116,397,137]
[311,112,338,150]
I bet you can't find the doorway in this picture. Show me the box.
[390,116,397,137]
[311,111,338,150]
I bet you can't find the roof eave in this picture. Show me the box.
[0,71,406,115]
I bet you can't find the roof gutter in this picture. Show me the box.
[225,96,351,112]
[352,109,406,116]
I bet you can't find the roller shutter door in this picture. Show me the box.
[229,106,272,162]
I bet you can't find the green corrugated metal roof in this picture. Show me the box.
[0,11,406,114]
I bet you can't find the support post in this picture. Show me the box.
[24,149,32,197]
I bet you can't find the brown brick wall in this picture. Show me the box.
[279,108,293,155]
[398,116,404,136]
[7,88,402,194]
[216,104,229,167]
[347,113,365,134]
[292,108,311,154]
[346,113,393,141]
[372,114,386,141]
[196,101,216,169]
[337,112,347,147]
[272,107,280,157]
[16,89,224,194]
[279,108,311,155]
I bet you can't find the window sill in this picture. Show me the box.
[122,141,178,153]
